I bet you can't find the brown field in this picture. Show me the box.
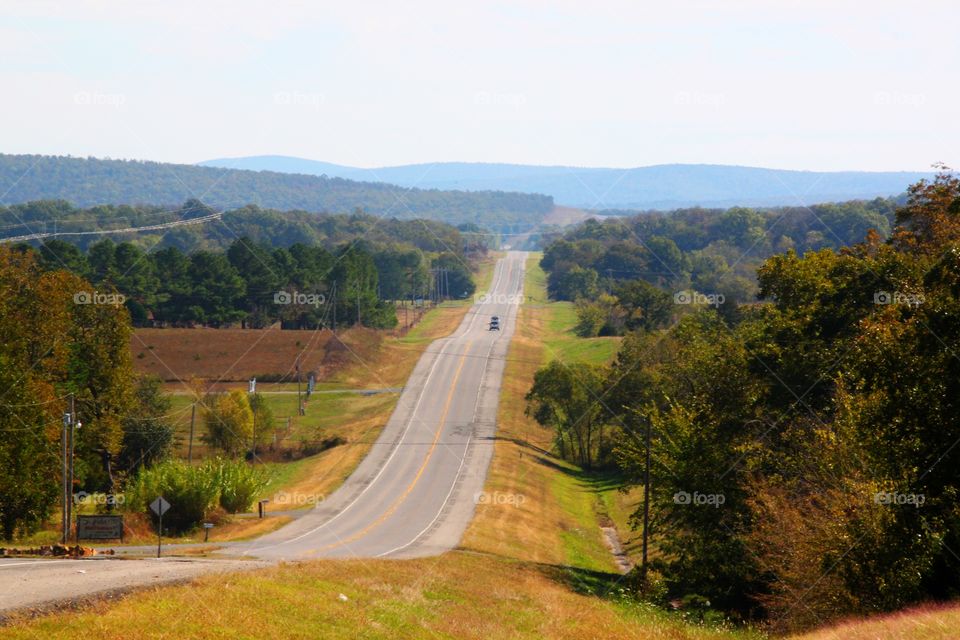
[132,326,370,383]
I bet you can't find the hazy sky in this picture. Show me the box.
[2,1,956,171]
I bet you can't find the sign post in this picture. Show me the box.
[149,496,171,558]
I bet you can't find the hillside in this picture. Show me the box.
[0,154,553,228]
[200,155,930,209]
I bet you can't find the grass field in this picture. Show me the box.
[790,603,960,640]
[0,554,757,640]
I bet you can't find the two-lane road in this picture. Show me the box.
[239,250,526,559]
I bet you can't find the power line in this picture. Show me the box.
[0,212,223,244]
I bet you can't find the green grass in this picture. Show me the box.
[548,464,618,572]
[523,254,621,367]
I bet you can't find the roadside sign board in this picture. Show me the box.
[76,515,124,541]
[150,496,170,516]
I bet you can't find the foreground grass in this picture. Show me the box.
[0,553,753,640]
[790,603,960,640]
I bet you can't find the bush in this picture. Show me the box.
[125,460,220,533]
[125,458,271,532]
[202,389,254,456]
[209,458,270,513]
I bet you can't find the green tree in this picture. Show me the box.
[203,390,255,456]
[186,251,246,326]
[118,376,175,474]
[525,360,609,469]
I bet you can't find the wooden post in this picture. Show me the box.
[187,403,196,464]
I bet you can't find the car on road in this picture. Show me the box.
[489,316,500,330]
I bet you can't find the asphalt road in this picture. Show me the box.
[0,556,269,619]
[0,251,526,615]
[237,250,526,560]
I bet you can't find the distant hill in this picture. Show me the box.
[200,155,932,209]
[0,154,553,228]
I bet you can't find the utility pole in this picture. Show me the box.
[187,403,196,464]
[641,416,651,583]
[296,356,304,416]
[61,395,78,544]
[357,281,361,327]
[67,395,77,538]
[61,410,68,544]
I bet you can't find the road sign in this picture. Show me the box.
[150,496,171,558]
[77,515,124,541]
[150,496,170,516]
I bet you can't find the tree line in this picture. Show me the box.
[542,197,901,334]
[15,226,478,330]
[529,172,960,630]
[0,153,554,228]
[0,199,496,254]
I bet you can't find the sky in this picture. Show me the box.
[1,0,956,171]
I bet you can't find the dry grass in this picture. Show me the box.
[789,602,960,640]
[0,553,747,640]
[120,511,293,546]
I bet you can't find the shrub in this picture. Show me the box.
[202,389,254,455]
[125,460,220,533]
[125,458,270,531]
[210,458,270,513]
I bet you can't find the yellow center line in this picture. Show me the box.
[316,339,474,552]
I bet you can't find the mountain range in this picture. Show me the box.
[199,155,931,210]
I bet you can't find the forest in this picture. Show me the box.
[20,235,478,330]
[529,173,960,631]
[0,153,554,229]
[541,196,900,333]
